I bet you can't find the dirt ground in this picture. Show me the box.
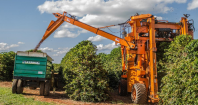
[0,81,133,105]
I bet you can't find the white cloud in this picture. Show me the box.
[18,42,24,44]
[57,47,71,54]
[39,47,56,52]
[38,47,71,56]
[38,0,187,27]
[0,43,8,50]
[187,0,198,10]
[174,0,187,3]
[154,16,163,20]
[9,44,19,48]
[0,43,7,46]
[97,42,119,51]
[0,42,20,51]
[87,35,106,42]
[38,0,187,39]
[54,23,88,38]
[54,29,79,38]
[79,14,123,27]
[53,47,71,56]
[53,54,59,56]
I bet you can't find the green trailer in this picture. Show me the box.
[12,51,54,96]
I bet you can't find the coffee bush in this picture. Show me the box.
[61,40,109,102]
[159,35,198,104]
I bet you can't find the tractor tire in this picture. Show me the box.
[40,82,45,96]
[131,83,147,104]
[17,79,23,94]
[118,79,127,96]
[12,79,18,93]
[44,80,50,96]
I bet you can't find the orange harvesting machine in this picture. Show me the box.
[34,11,194,104]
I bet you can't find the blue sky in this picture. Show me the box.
[0,0,198,63]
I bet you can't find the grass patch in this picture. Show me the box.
[0,87,53,105]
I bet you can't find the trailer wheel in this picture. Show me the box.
[131,83,147,104]
[118,79,127,96]
[44,80,50,96]
[12,79,18,93]
[17,79,23,94]
[40,82,45,96]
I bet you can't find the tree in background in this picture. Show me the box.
[0,51,15,81]
[159,35,198,104]
[61,40,109,102]
[52,63,65,89]
[98,46,122,89]
[52,63,61,73]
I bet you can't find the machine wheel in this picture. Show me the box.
[131,83,147,104]
[12,79,18,93]
[40,82,45,96]
[17,79,23,94]
[44,80,50,96]
[118,79,127,96]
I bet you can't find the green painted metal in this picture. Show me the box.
[15,64,46,71]
[13,54,52,79]
[15,60,47,66]
[16,56,46,61]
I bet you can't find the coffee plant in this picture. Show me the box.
[61,40,109,102]
[158,35,198,104]
[0,51,15,81]
[98,47,122,89]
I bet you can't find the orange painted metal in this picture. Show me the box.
[180,17,188,35]
[33,16,64,52]
[148,17,158,99]
[34,11,193,103]
[131,14,152,20]
[98,24,116,29]
[34,12,136,52]
[121,45,126,72]
[155,23,181,29]
[136,26,148,33]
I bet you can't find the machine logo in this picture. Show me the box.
[38,71,43,74]
[22,61,40,65]
[115,38,120,42]
[67,18,70,22]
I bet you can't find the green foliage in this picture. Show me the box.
[156,42,171,92]
[159,35,198,104]
[156,42,171,62]
[0,87,53,105]
[52,63,65,86]
[52,63,61,73]
[98,47,122,89]
[61,40,109,102]
[185,39,198,59]
[0,51,15,81]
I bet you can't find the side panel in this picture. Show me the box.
[13,55,49,79]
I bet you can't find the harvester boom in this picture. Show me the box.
[33,12,135,52]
